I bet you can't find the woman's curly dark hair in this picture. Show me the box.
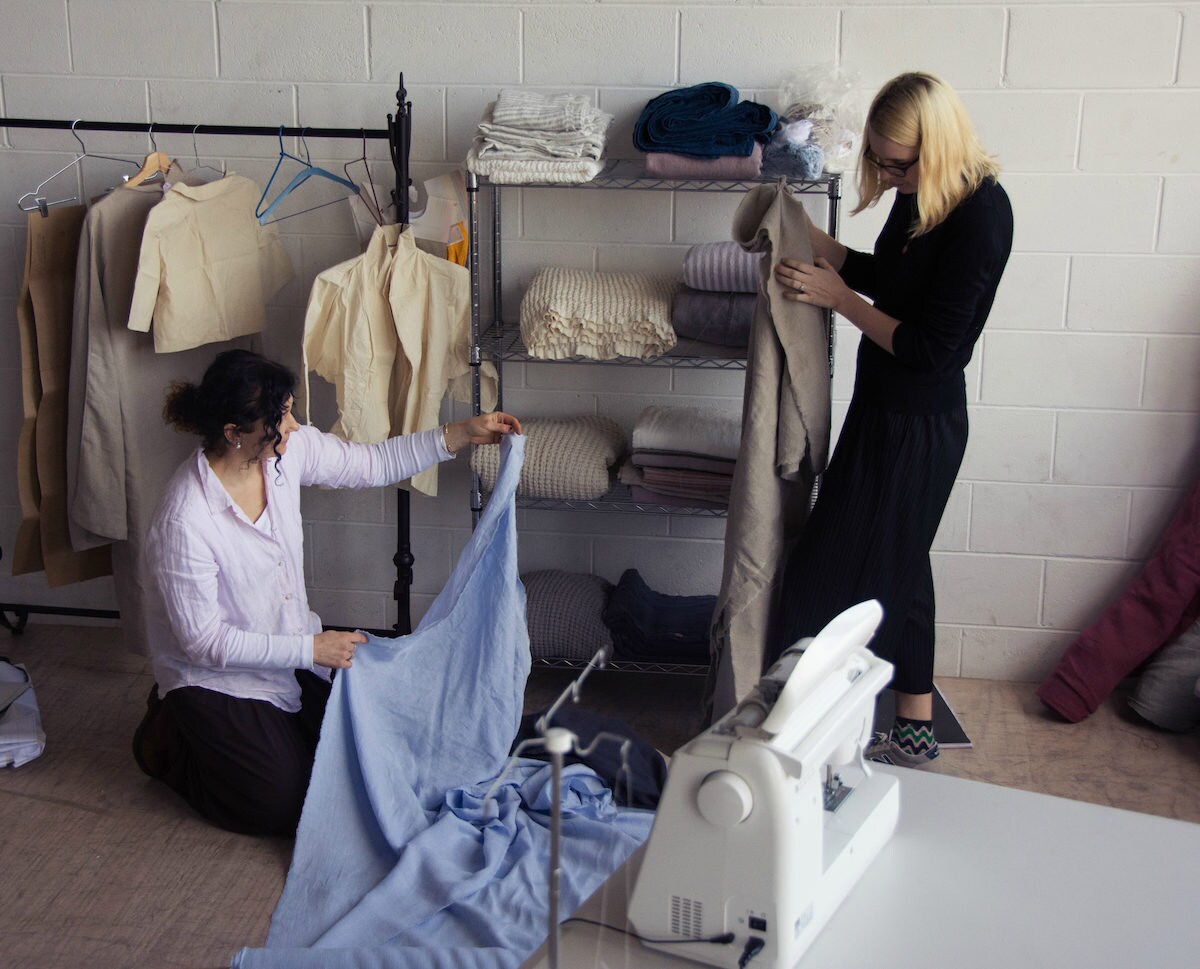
[163,349,297,470]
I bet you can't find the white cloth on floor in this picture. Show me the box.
[0,660,45,768]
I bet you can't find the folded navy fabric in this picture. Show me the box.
[633,82,778,159]
[602,568,716,663]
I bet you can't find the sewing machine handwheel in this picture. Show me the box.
[697,770,753,827]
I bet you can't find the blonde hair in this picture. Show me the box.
[852,72,999,237]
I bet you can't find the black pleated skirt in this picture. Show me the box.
[772,393,967,694]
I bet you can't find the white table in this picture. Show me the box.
[522,765,1200,969]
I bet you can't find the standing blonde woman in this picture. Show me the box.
[770,72,1013,765]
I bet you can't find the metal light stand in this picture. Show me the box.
[486,648,634,969]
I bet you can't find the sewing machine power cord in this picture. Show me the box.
[562,916,736,948]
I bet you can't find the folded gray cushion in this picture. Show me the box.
[671,285,755,347]
[522,570,614,661]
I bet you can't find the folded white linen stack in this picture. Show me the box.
[466,89,614,184]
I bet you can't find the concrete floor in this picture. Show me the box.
[1,623,1197,968]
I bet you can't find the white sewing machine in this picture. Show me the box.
[626,600,898,969]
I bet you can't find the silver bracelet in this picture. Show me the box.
[441,423,457,455]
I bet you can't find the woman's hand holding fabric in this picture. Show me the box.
[775,256,849,311]
[445,412,523,454]
[314,630,366,670]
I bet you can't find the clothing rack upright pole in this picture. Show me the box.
[388,74,415,637]
[0,86,422,636]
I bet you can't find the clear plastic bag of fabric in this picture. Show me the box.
[777,65,865,173]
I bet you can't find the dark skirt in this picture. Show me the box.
[134,670,332,836]
[772,393,967,694]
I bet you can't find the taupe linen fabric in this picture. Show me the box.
[706,181,830,720]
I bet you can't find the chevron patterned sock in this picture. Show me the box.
[893,716,939,760]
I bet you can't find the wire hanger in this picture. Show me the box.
[125,123,173,187]
[342,129,385,227]
[189,125,227,182]
[17,119,140,216]
[255,126,358,225]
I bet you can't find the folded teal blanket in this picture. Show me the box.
[633,81,777,159]
[232,434,653,969]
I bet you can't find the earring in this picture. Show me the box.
[235,440,242,449]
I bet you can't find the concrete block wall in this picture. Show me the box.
[1,1,1197,685]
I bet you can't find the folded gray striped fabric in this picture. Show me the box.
[493,89,612,134]
[682,241,762,293]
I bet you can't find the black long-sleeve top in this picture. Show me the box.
[839,178,1013,413]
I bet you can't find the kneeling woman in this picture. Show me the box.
[133,349,521,835]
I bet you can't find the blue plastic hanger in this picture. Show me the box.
[255,126,359,225]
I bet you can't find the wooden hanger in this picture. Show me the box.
[125,124,172,187]
[125,150,172,187]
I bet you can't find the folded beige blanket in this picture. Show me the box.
[520,267,678,360]
[631,404,742,460]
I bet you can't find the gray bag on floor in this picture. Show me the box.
[0,658,46,767]
[1128,617,1200,733]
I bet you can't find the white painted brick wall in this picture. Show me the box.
[0,0,70,75]
[962,91,1081,173]
[1158,176,1200,253]
[1067,256,1200,333]
[524,8,677,87]
[841,7,1007,89]
[980,332,1144,409]
[0,0,1197,688]
[678,8,839,89]
[970,484,1130,558]
[1006,6,1181,89]
[71,0,216,79]
[1080,93,1200,173]
[218,3,367,83]
[371,6,521,86]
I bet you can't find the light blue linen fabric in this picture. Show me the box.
[232,433,653,969]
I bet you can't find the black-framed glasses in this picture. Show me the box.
[864,148,919,176]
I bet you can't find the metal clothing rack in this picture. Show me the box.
[0,74,418,637]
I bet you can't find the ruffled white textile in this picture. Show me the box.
[519,266,677,360]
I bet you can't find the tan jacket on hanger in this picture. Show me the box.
[303,223,496,497]
[127,174,292,353]
[13,204,112,585]
[68,169,260,654]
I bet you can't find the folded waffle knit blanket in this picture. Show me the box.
[470,415,627,500]
[520,267,678,360]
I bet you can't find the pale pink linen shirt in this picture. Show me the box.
[145,424,452,712]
